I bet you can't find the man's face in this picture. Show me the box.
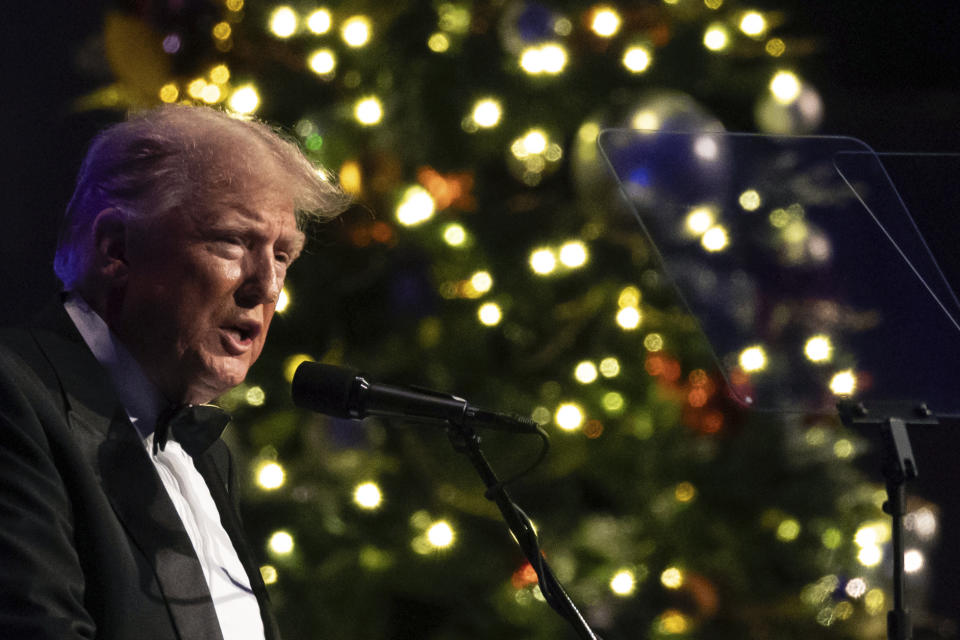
[114,186,305,405]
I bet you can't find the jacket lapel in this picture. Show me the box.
[30,300,224,640]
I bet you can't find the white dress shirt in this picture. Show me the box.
[64,294,266,640]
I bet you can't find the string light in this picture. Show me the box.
[558,240,588,267]
[599,357,620,377]
[529,248,557,275]
[609,569,636,596]
[739,345,767,372]
[739,11,767,37]
[256,461,285,490]
[804,335,832,362]
[426,520,455,548]
[269,6,298,38]
[770,70,801,104]
[616,306,641,330]
[268,530,295,555]
[443,223,467,246]
[829,370,857,396]
[618,286,640,308]
[396,185,434,226]
[159,83,179,103]
[353,482,383,509]
[228,85,260,114]
[644,333,663,351]
[354,96,384,125]
[904,549,924,573]
[685,206,715,236]
[701,225,729,252]
[601,392,624,413]
[776,518,801,541]
[554,404,584,431]
[845,577,867,598]
[470,98,502,128]
[245,386,266,406]
[308,49,337,75]
[212,21,232,41]
[703,23,729,51]
[477,302,502,326]
[590,7,621,37]
[660,567,684,589]
[622,46,652,73]
[470,271,493,294]
[306,8,332,34]
[574,361,598,384]
[342,16,372,47]
[674,481,696,502]
[428,32,450,52]
[739,189,762,211]
[520,43,568,75]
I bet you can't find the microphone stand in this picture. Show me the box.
[444,419,601,640]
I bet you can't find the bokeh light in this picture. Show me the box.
[342,16,372,47]
[354,481,383,509]
[622,46,652,73]
[228,85,260,114]
[306,8,332,34]
[558,240,589,267]
[426,520,455,548]
[591,7,621,37]
[308,49,337,75]
[555,403,584,431]
[660,567,684,589]
[269,7,298,38]
[804,335,832,362]
[355,96,384,125]
[477,302,503,326]
[257,461,285,490]
[529,248,557,275]
[703,24,729,51]
[829,370,857,396]
[396,185,434,226]
[609,569,636,596]
[269,530,295,555]
[739,345,767,372]
[574,361,598,384]
[471,98,502,128]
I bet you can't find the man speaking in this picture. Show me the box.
[0,105,347,639]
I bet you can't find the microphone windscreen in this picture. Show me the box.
[291,362,358,418]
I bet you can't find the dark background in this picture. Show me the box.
[2,0,958,626]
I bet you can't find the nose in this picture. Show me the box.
[236,248,282,308]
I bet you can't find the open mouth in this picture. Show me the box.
[221,321,261,353]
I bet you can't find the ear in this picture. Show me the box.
[90,208,130,283]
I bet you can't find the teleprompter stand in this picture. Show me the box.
[838,402,938,640]
[596,130,960,640]
[445,418,601,640]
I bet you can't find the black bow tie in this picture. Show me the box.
[153,404,231,458]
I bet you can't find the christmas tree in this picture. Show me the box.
[75,1,948,637]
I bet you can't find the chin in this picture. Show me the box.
[190,357,252,402]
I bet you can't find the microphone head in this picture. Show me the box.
[291,362,359,418]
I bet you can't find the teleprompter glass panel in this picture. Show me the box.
[597,130,960,415]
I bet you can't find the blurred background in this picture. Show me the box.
[2,1,959,638]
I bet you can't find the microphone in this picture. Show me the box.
[291,362,538,434]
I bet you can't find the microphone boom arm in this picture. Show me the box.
[444,418,601,640]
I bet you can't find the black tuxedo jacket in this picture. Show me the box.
[0,301,280,639]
